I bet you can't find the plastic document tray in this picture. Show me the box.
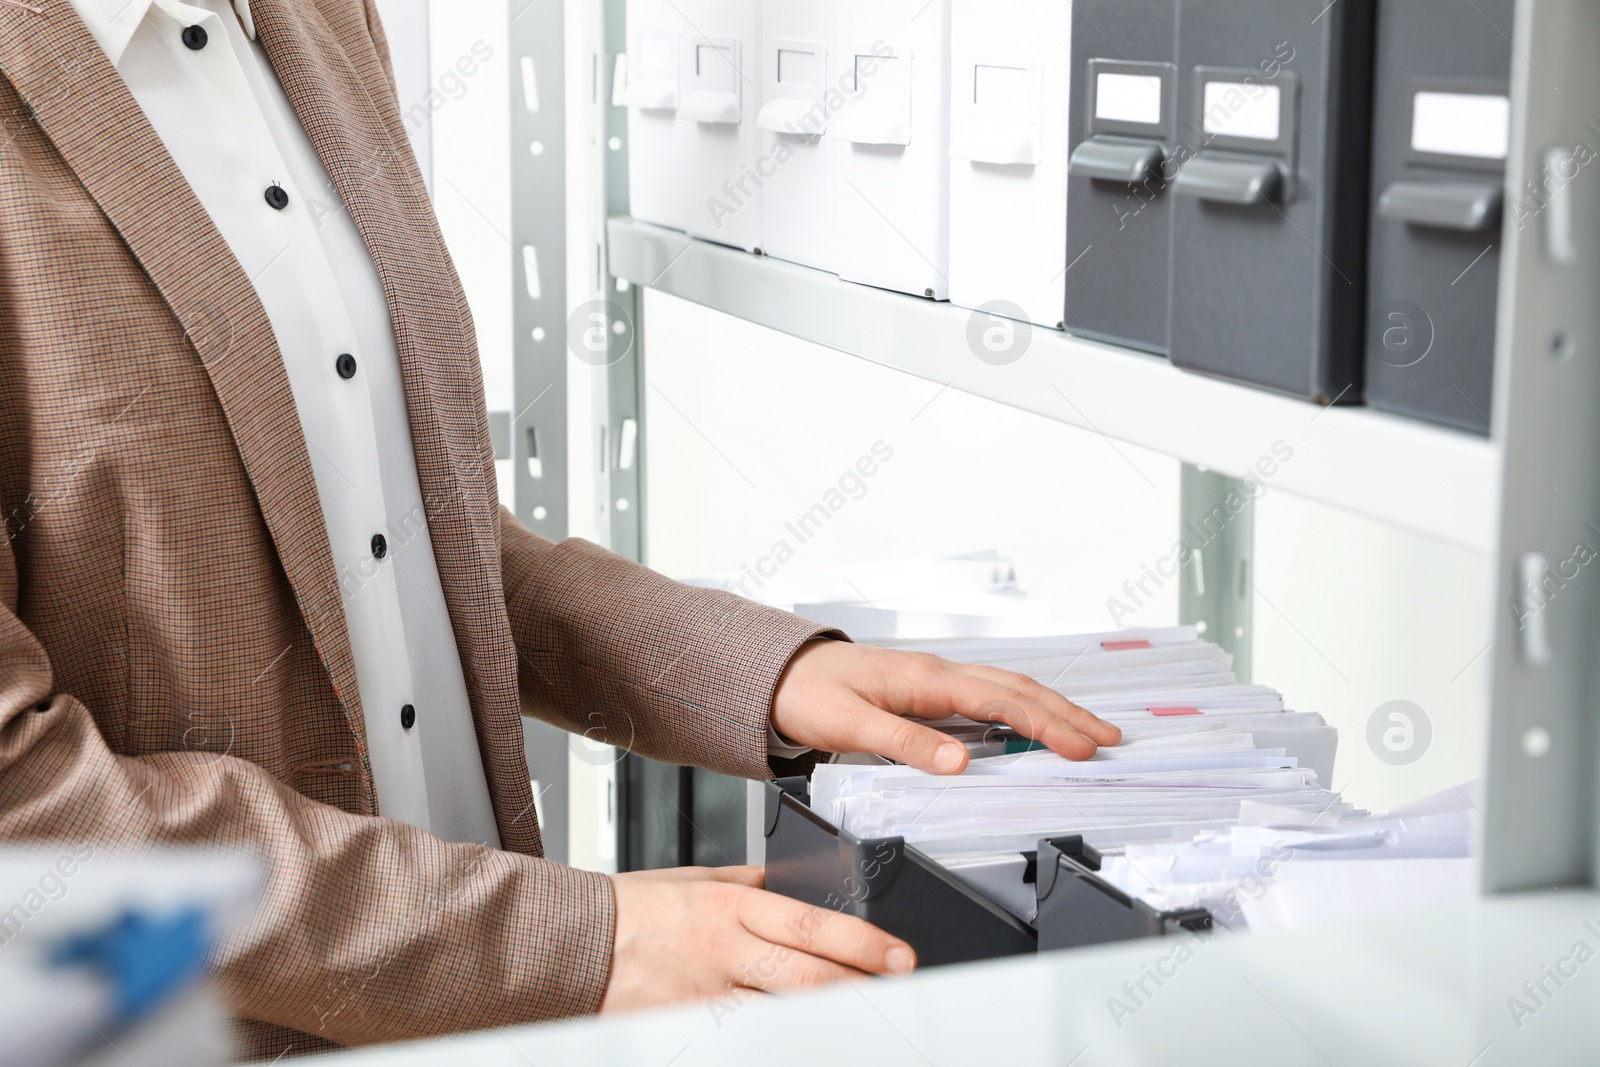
[763,778,1212,967]
[1034,836,1212,952]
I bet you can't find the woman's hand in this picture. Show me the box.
[601,865,916,1013]
[770,640,1121,774]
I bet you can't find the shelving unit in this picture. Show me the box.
[505,0,1600,891]
[606,216,1501,552]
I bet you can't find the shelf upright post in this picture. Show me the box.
[598,0,679,872]
[1178,465,1255,683]
[601,0,646,564]
[508,0,571,862]
[1481,0,1600,892]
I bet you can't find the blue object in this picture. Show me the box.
[51,907,210,1024]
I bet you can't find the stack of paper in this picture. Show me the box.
[811,626,1352,922]
[813,625,1347,855]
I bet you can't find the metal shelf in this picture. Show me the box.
[608,215,1501,553]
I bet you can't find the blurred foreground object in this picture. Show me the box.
[0,849,257,1067]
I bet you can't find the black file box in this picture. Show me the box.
[1166,0,1375,402]
[1034,836,1212,952]
[763,780,1216,965]
[1063,0,1181,355]
[763,778,1037,966]
[1363,0,1513,434]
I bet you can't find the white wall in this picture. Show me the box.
[372,0,434,189]
[641,292,1492,815]
[1252,492,1491,812]
[639,290,1182,628]
[428,0,514,418]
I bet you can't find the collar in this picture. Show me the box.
[66,0,255,67]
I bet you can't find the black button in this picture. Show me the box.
[182,25,208,50]
[264,184,289,210]
[335,353,358,379]
[400,704,416,730]
[371,533,388,559]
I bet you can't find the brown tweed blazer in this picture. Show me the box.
[0,0,830,1057]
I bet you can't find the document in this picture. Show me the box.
[1096,784,1478,931]
[690,552,1380,931]
[808,624,1348,888]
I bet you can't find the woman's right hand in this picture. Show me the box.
[600,864,917,1014]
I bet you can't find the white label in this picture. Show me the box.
[1411,91,1510,159]
[1095,72,1162,125]
[974,64,1029,111]
[854,53,908,102]
[637,34,674,76]
[696,43,734,87]
[1203,81,1281,140]
[777,48,818,87]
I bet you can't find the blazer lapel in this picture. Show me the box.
[0,2,370,772]
[247,0,539,851]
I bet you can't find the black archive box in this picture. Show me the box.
[1063,0,1181,356]
[1363,0,1514,433]
[1166,0,1376,402]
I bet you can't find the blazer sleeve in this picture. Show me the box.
[499,508,839,780]
[0,532,617,1045]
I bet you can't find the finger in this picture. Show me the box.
[725,930,870,993]
[969,693,1099,760]
[737,888,916,978]
[881,657,1102,761]
[958,663,1123,746]
[816,694,970,772]
[934,662,1117,756]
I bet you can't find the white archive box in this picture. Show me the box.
[947,0,1071,328]
[756,0,839,272]
[677,0,763,252]
[831,0,952,299]
[624,0,684,230]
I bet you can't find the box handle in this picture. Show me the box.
[952,124,1040,166]
[679,88,740,124]
[756,97,823,134]
[1379,180,1502,232]
[831,107,912,146]
[1173,152,1285,205]
[1068,137,1165,184]
[626,79,678,111]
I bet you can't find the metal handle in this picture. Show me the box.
[1068,137,1166,184]
[1378,180,1503,232]
[1172,153,1285,205]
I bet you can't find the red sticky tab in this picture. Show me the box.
[1101,639,1153,651]
[1149,706,1201,716]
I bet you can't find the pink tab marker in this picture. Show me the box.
[1102,639,1153,651]
[1149,706,1201,716]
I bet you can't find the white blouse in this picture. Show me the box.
[67,0,501,846]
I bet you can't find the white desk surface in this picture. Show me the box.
[310,890,1600,1067]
